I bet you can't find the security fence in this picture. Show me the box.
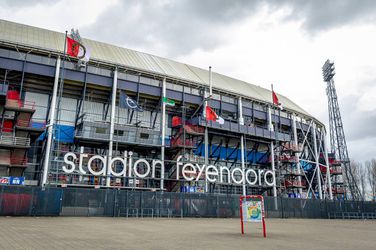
[1,186,376,219]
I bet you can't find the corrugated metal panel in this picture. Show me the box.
[59,97,77,125]
[83,101,103,122]
[25,92,48,121]
[0,19,313,118]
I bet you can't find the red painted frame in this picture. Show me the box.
[240,195,266,237]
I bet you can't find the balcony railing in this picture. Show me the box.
[76,121,160,146]
[5,98,35,110]
[0,135,30,147]
[193,116,291,141]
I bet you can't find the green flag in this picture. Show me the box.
[162,97,175,106]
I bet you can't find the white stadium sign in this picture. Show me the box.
[62,148,275,187]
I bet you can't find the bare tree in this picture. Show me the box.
[349,160,366,200]
[365,159,376,202]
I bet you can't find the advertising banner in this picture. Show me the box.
[0,177,10,185]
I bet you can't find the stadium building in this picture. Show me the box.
[0,19,344,199]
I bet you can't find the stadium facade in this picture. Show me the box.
[0,19,344,199]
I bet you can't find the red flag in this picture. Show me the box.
[66,36,80,57]
[272,90,279,105]
[66,36,86,59]
[206,106,217,122]
[205,106,225,124]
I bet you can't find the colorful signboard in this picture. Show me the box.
[0,177,25,185]
[0,177,10,185]
[242,201,262,222]
[240,195,266,237]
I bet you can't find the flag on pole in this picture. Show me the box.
[119,90,143,112]
[83,46,91,62]
[66,36,88,60]
[205,106,224,124]
[162,97,175,107]
[271,87,283,110]
[272,90,279,106]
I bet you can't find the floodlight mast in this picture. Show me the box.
[322,60,362,200]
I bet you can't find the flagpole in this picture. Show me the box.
[107,67,118,187]
[204,66,212,193]
[238,97,246,196]
[269,84,277,198]
[55,30,68,153]
[161,77,166,191]
[41,31,67,187]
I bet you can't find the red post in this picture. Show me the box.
[240,195,267,237]
[262,217,266,238]
[240,197,244,234]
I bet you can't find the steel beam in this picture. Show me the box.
[41,56,61,187]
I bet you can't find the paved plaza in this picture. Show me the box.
[0,217,375,250]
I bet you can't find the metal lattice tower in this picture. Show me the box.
[322,60,362,200]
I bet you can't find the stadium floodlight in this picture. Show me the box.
[322,59,335,82]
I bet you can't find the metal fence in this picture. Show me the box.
[1,186,375,219]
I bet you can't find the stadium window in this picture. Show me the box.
[212,93,221,100]
[253,103,264,111]
[126,73,139,82]
[100,68,112,77]
[222,110,237,120]
[118,72,127,80]
[166,82,174,90]
[242,100,253,109]
[191,88,200,95]
[172,83,183,91]
[184,86,191,94]
[149,79,160,87]
[140,133,150,139]
[95,127,107,134]
[114,129,124,136]
[0,48,10,57]
[87,66,100,75]
[280,111,288,118]
[140,76,151,85]
[221,95,236,104]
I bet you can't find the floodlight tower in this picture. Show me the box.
[322,60,362,200]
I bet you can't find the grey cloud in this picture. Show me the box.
[82,0,376,57]
[277,0,376,33]
[339,94,376,142]
[0,0,57,9]
[82,0,262,57]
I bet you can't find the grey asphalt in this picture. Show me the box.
[0,217,375,250]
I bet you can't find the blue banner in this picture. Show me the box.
[9,177,25,185]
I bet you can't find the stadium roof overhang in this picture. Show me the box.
[0,19,323,127]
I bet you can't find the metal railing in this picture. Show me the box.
[76,120,160,145]
[5,99,35,110]
[0,135,30,146]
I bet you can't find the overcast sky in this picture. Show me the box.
[1,0,376,162]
